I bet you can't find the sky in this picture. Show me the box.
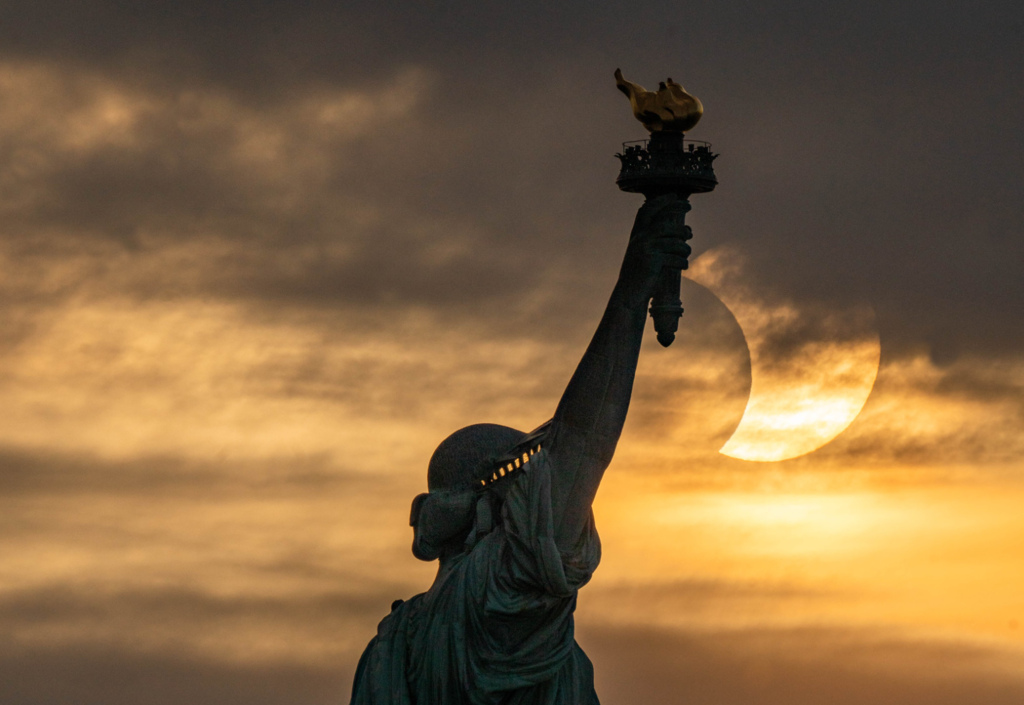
[1,1,1023,703]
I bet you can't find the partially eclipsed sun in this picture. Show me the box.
[686,248,881,462]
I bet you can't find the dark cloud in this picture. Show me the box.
[584,578,845,612]
[5,610,1023,705]
[0,584,402,648]
[827,411,1024,469]
[0,584,389,638]
[794,354,1024,469]
[0,446,367,497]
[0,2,1019,358]
[581,623,1024,705]
[0,642,347,705]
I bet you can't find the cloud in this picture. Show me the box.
[0,444,427,668]
[0,58,617,334]
[3,2,1023,357]
[0,642,346,705]
[0,584,394,666]
[815,354,1024,468]
[581,623,1024,705]
[0,445,366,497]
[4,622,1023,705]
[0,293,586,465]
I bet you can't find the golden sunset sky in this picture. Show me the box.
[1,3,1023,703]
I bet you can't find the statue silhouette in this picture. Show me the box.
[350,194,693,704]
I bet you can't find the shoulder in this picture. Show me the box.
[377,593,424,637]
[350,595,425,704]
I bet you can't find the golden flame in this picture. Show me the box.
[615,68,703,133]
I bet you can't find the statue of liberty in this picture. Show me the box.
[350,71,708,705]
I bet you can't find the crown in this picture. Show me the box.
[477,419,551,489]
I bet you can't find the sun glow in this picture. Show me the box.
[653,491,906,561]
[686,250,881,462]
[719,345,880,461]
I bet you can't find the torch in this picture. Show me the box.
[614,69,718,347]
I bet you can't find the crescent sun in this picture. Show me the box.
[686,248,881,463]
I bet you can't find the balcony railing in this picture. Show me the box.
[615,138,718,194]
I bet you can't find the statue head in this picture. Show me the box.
[410,423,526,561]
[427,424,526,491]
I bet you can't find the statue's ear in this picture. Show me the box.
[409,489,476,562]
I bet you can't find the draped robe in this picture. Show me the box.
[350,449,601,705]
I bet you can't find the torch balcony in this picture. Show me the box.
[615,137,718,196]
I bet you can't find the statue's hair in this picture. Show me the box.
[428,423,525,491]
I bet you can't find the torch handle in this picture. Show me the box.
[649,267,683,347]
[646,195,691,347]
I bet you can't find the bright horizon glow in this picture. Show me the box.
[592,481,1024,652]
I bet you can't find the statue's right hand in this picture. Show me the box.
[617,194,693,304]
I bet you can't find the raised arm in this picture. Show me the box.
[546,194,692,549]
